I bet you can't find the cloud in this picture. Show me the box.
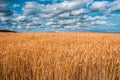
[13,4,21,8]
[58,13,70,18]
[39,0,57,3]
[71,9,88,16]
[109,0,120,12]
[14,0,117,30]
[0,1,12,17]
[16,15,26,21]
[22,2,44,16]
[12,0,93,30]
[0,0,11,3]
[0,0,13,29]
[0,0,120,32]
[90,1,109,10]
[90,1,109,14]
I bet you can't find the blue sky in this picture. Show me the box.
[0,0,120,32]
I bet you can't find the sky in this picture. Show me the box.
[0,0,120,32]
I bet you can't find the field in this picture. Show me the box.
[0,32,120,80]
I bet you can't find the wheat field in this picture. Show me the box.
[0,32,120,80]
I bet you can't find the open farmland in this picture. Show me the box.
[0,32,120,80]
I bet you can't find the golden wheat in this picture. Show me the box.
[0,32,120,80]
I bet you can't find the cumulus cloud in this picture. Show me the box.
[0,0,120,32]
[58,13,70,18]
[22,2,43,16]
[11,0,94,29]
[109,0,120,12]
[14,0,118,31]
[90,1,109,10]
[13,4,21,8]
[71,9,88,16]
[90,1,110,14]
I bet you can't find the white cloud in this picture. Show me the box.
[39,0,57,2]
[1,0,119,32]
[59,13,70,18]
[13,4,21,8]
[58,19,77,25]
[71,9,88,16]
[13,0,93,29]
[22,2,45,16]
[90,1,109,10]
[90,1,110,15]
[0,17,9,22]
[15,0,112,30]
[109,0,120,12]
[86,16,107,21]
[16,16,26,22]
